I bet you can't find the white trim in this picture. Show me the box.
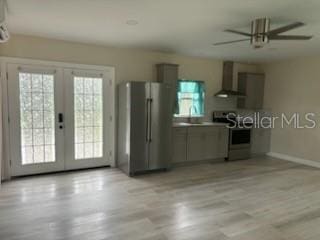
[1,57,116,179]
[1,59,11,180]
[0,57,114,72]
[267,152,320,169]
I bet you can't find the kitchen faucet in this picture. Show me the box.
[188,105,197,123]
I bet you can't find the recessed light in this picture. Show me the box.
[126,20,138,26]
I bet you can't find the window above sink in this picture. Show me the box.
[174,80,205,117]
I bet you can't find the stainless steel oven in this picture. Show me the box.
[230,128,251,149]
[213,111,252,161]
[228,127,251,160]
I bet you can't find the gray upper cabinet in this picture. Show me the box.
[237,73,265,109]
[156,64,179,114]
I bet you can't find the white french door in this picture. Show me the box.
[7,62,113,176]
[8,64,65,176]
[64,69,110,170]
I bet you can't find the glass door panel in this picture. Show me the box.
[19,72,56,164]
[74,76,103,160]
[8,64,65,176]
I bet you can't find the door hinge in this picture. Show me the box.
[109,115,113,122]
[6,71,8,80]
[9,159,12,166]
[8,116,10,123]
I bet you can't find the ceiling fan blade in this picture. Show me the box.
[213,39,250,46]
[224,29,252,37]
[267,22,305,36]
[269,35,312,40]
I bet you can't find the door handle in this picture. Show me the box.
[146,99,152,142]
[146,100,149,142]
[58,113,64,123]
[149,98,152,142]
[58,113,64,129]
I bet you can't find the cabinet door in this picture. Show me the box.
[172,128,187,163]
[237,73,265,109]
[187,127,229,161]
[217,128,229,158]
[253,76,265,109]
[187,130,205,162]
[205,127,229,160]
[251,128,271,154]
[204,128,219,160]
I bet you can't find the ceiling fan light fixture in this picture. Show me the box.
[251,34,269,49]
[0,0,9,43]
[0,22,9,42]
[250,18,270,49]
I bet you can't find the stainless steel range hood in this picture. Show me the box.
[215,61,246,98]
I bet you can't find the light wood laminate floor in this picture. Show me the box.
[1,157,320,240]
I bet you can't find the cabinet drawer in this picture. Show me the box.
[188,126,210,135]
[173,128,187,135]
[188,126,225,135]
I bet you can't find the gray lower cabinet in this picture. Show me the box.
[172,126,228,163]
[204,130,218,160]
[187,128,205,161]
[217,128,229,158]
[172,128,188,163]
[251,127,271,155]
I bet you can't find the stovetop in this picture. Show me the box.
[212,111,253,128]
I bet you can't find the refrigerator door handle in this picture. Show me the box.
[146,99,149,142]
[146,98,152,142]
[149,98,153,142]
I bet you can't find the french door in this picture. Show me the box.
[7,63,113,176]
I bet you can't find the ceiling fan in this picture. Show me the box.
[213,18,312,49]
[0,0,9,43]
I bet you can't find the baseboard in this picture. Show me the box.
[267,152,320,169]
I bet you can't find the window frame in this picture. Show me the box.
[174,80,205,118]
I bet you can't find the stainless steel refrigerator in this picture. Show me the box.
[117,82,173,176]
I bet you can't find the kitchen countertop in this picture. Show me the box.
[173,122,229,127]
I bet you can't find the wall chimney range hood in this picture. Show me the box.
[215,61,246,98]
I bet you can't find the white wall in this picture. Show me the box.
[263,57,320,162]
[0,34,261,179]
[0,34,262,118]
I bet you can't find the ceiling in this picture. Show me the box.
[5,0,320,62]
